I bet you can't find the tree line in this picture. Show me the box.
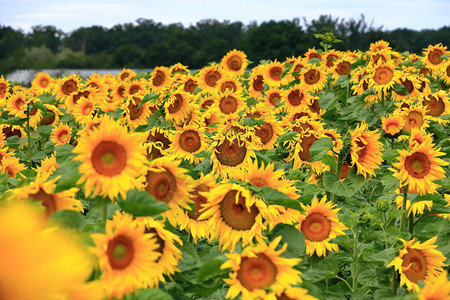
[1,15,449,75]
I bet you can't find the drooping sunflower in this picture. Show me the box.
[10,173,82,217]
[394,188,433,217]
[149,66,172,92]
[73,116,148,200]
[300,65,327,93]
[422,43,449,71]
[1,156,26,178]
[349,122,384,178]
[136,217,183,288]
[0,124,25,139]
[176,173,217,243]
[391,142,448,195]
[198,64,223,92]
[388,236,447,292]
[31,71,53,94]
[381,113,405,136]
[220,49,248,76]
[296,196,348,257]
[198,182,274,252]
[221,236,302,299]
[168,124,207,163]
[50,123,72,145]
[90,211,161,299]
[7,91,29,117]
[164,91,192,125]
[145,127,171,160]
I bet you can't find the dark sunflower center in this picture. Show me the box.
[336,61,351,75]
[145,227,165,262]
[326,54,339,68]
[298,134,318,161]
[188,184,210,220]
[168,94,183,114]
[405,152,430,179]
[153,70,166,86]
[304,69,320,85]
[423,96,445,117]
[128,97,144,120]
[215,139,247,167]
[205,70,221,87]
[268,93,280,106]
[128,84,141,95]
[220,190,259,230]
[277,292,295,300]
[253,75,264,91]
[255,123,274,145]
[269,67,282,81]
[58,129,70,143]
[401,248,428,283]
[0,83,7,98]
[40,78,49,88]
[106,234,135,270]
[145,170,177,203]
[428,49,443,65]
[227,55,243,71]
[221,81,237,93]
[404,111,424,132]
[301,212,332,241]
[201,99,214,109]
[356,140,368,162]
[309,99,320,113]
[396,79,414,96]
[179,130,201,153]
[91,141,127,177]
[219,95,238,114]
[184,79,197,94]
[62,79,77,95]
[29,187,57,216]
[374,67,393,85]
[288,90,303,106]
[236,253,278,291]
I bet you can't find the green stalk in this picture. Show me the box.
[352,228,359,292]
[399,186,408,232]
[409,213,414,234]
[330,152,345,203]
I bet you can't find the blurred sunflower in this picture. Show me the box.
[150,66,172,92]
[248,70,265,99]
[164,91,192,125]
[0,75,10,103]
[221,236,302,299]
[254,118,283,150]
[272,287,319,300]
[117,68,136,81]
[73,95,96,125]
[215,91,245,116]
[297,196,347,257]
[39,104,62,126]
[1,156,26,178]
[401,105,430,133]
[55,74,81,101]
[422,43,448,71]
[418,270,450,300]
[394,187,433,217]
[220,49,248,75]
[31,71,53,94]
[7,91,29,117]
[368,60,399,94]
[300,65,327,93]
[123,95,153,128]
[217,76,241,93]
[262,61,288,87]
[124,78,147,98]
[388,236,447,292]
[50,123,72,145]
[180,73,198,94]
[422,90,449,122]
[34,153,59,176]
[146,127,171,160]
[263,88,284,110]
[282,86,309,111]
[391,73,422,101]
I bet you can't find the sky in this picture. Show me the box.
[1,0,449,33]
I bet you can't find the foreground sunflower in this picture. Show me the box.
[74,116,148,200]
[221,236,302,299]
[391,142,448,195]
[296,196,347,257]
[90,211,161,299]
[349,122,384,178]
[418,270,450,300]
[388,236,447,292]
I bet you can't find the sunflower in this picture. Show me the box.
[381,113,405,136]
[50,123,72,145]
[282,85,310,111]
[391,142,448,195]
[74,116,148,200]
[199,182,274,251]
[289,130,325,173]
[136,217,183,288]
[394,189,433,217]
[401,105,430,133]
[217,76,242,93]
[0,124,25,139]
[145,127,171,160]
[168,124,207,163]
[39,104,62,126]
[149,66,172,92]
[272,287,319,300]
[323,128,343,153]
[349,122,384,178]
[304,47,322,62]
[164,91,192,125]
[117,68,136,81]
[124,78,148,98]
[254,118,284,150]
[388,236,447,292]
[418,270,450,300]
[35,153,60,176]
[1,156,26,178]
[440,59,450,85]
[123,95,153,128]
[180,73,198,94]
[73,95,96,125]
[407,127,435,149]
[10,173,82,217]
[176,173,217,243]
[422,90,449,122]
[85,76,107,100]
[263,88,284,110]
[324,50,342,69]
[0,75,10,103]
[65,86,96,113]
[369,40,392,53]
[391,73,422,101]
[31,71,53,94]
[422,43,448,71]
[220,49,248,75]
[27,101,43,128]
[55,74,81,101]
[248,69,266,99]
[90,211,160,299]
[262,61,288,87]
[296,196,347,257]
[0,200,93,300]
[214,90,245,117]
[369,60,399,94]
[331,55,355,79]
[300,65,327,93]
[198,64,223,92]
[221,236,302,299]
[170,62,189,75]
[110,79,127,103]
[7,91,29,117]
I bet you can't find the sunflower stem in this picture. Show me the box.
[26,105,33,169]
[100,198,108,224]
[390,137,395,149]
[330,151,345,203]
[408,213,414,234]
[399,186,408,232]
[352,228,359,293]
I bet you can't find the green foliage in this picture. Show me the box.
[117,189,170,217]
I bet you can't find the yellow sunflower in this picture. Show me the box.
[216,76,242,94]
[198,64,223,92]
[7,91,29,117]
[73,95,96,125]
[50,123,72,145]
[349,122,384,178]
[391,73,422,101]
[198,182,275,252]
[394,188,433,217]
[418,270,450,300]
[90,211,160,299]
[282,85,310,112]
[289,130,325,173]
[323,128,343,153]
[136,217,183,288]
[407,127,435,149]
[145,127,171,160]
[304,47,323,62]
[0,124,25,139]
[123,95,153,128]
[300,65,327,93]
[422,43,449,71]
[180,73,198,94]
[254,118,284,150]
[271,287,319,300]
[324,50,342,69]
[149,66,172,92]
[221,236,302,299]
[55,74,81,101]
[65,86,96,113]
[164,91,192,125]
[368,60,400,94]
[381,113,405,136]
[0,75,10,103]
[388,236,447,292]
[1,156,26,178]
[85,76,107,100]
[331,55,356,79]
[170,62,189,75]
[214,90,245,117]
[263,88,284,110]
[73,116,148,200]
[168,124,208,163]
[391,142,448,195]
[117,68,136,81]
[39,104,62,126]
[440,59,450,85]
[31,71,53,94]
[262,61,288,87]
[34,153,60,176]
[248,69,266,99]
[220,49,248,75]
[296,196,347,257]
[422,90,450,122]
[124,78,148,98]
[401,105,430,133]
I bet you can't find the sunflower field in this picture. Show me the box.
[0,37,449,300]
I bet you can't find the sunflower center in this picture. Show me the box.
[404,111,424,132]
[268,93,280,106]
[386,122,400,134]
[227,55,243,71]
[145,170,177,203]
[145,227,165,262]
[304,69,320,85]
[62,79,77,95]
[219,95,238,114]
[356,140,368,162]
[405,152,430,179]
[301,212,332,241]
[91,141,127,177]
[83,104,93,115]
[401,248,427,283]
[106,234,135,270]
[59,131,69,143]
[269,67,282,81]
[153,70,165,86]
[168,94,183,114]
[221,81,237,93]
[288,90,303,106]
[253,75,264,91]
[128,97,143,120]
[424,96,445,117]
[215,139,247,167]
[326,54,339,68]
[188,184,210,220]
[236,253,277,291]
[29,187,57,216]
[374,67,393,85]
[396,79,414,96]
[298,134,318,161]
[184,79,197,94]
[220,190,259,230]
[255,123,274,145]
[250,177,268,187]
[205,70,221,87]
[129,84,141,95]
[336,61,351,75]
[428,49,443,65]
[277,292,295,300]
[179,130,201,153]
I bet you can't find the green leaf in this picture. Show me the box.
[50,210,86,229]
[31,101,47,111]
[271,224,305,257]
[336,75,349,88]
[310,137,333,162]
[55,144,75,163]
[256,186,303,212]
[243,117,265,127]
[196,259,224,282]
[393,83,409,95]
[318,92,337,110]
[31,151,47,162]
[321,154,337,170]
[128,288,174,300]
[381,175,399,192]
[117,189,169,217]
[360,248,396,265]
[1,117,27,126]
[276,131,298,144]
[139,93,159,108]
[53,162,82,193]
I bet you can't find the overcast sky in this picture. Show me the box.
[1,0,449,33]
